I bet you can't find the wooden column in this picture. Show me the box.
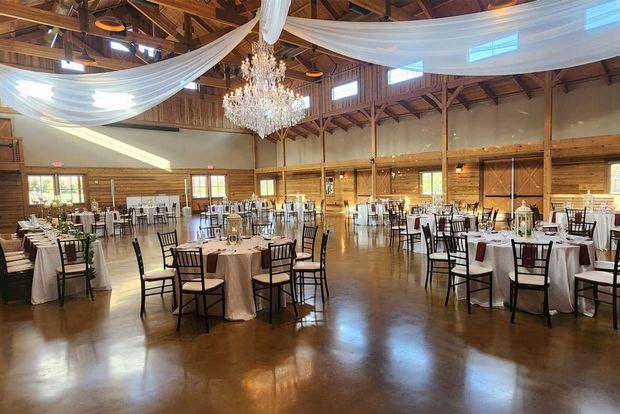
[252,134,258,196]
[319,117,327,207]
[370,104,377,199]
[440,78,449,199]
[543,71,554,218]
[278,128,289,202]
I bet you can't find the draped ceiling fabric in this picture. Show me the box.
[259,0,291,44]
[0,16,257,127]
[284,0,620,75]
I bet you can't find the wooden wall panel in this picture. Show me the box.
[552,160,607,194]
[448,162,480,205]
[0,117,13,136]
[285,173,322,201]
[0,172,24,232]
[332,170,356,207]
[356,169,371,198]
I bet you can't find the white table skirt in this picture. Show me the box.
[104,210,120,235]
[551,211,614,251]
[174,236,290,321]
[356,203,386,226]
[30,237,111,305]
[456,234,595,315]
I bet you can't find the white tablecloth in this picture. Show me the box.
[174,236,291,321]
[27,234,111,305]
[551,211,614,250]
[68,212,94,233]
[104,210,120,235]
[457,233,595,315]
[134,206,157,224]
[355,203,386,226]
[406,214,478,253]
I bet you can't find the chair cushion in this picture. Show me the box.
[6,253,28,261]
[182,278,224,292]
[508,271,547,286]
[0,238,22,253]
[165,256,174,267]
[296,252,312,260]
[451,264,492,276]
[5,250,26,257]
[594,261,615,272]
[391,225,405,230]
[143,268,175,281]
[575,270,616,285]
[56,263,87,274]
[293,261,321,271]
[7,258,31,266]
[252,273,290,284]
[7,262,33,272]
[429,252,448,261]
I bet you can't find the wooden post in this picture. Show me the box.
[543,71,553,218]
[441,78,449,200]
[371,104,377,199]
[279,129,288,202]
[320,117,327,208]
[252,134,258,196]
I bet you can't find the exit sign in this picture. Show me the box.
[207,165,214,170]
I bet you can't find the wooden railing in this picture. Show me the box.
[0,137,24,169]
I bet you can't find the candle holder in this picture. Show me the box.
[226,213,242,245]
[515,201,533,237]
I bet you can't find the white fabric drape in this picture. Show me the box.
[0,16,257,127]
[259,0,291,44]
[284,0,620,75]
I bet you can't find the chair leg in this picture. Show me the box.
[221,285,226,321]
[268,285,273,324]
[544,287,551,328]
[202,294,209,333]
[574,279,579,317]
[318,271,325,304]
[466,278,471,315]
[87,276,94,301]
[323,268,330,297]
[290,281,298,316]
[444,273,452,306]
[613,286,618,330]
[171,279,177,311]
[425,259,431,289]
[511,285,519,324]
[140,283,146,317]
[60,276,66,306]
[176,293,183,332]
[488,273,493,309]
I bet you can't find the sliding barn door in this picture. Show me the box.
[482,158,544,214]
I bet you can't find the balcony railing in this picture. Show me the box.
[0,137,24,169]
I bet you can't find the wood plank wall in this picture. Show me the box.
[0,172,24,233]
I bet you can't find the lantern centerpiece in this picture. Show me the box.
[226,213,242,245]
[515,200,533,237]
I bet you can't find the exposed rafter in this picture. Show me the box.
[341,113,365,128]
[512,75,532,99]
[128,0,185,42]
[348,0,415,21]
[477,82,498,105]
[415,0,435,18]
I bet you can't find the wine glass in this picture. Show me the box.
[214,227,221,241]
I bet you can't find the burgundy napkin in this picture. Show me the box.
[575,211,583,223]
[475,241,486,262]
[206,251,221,273]
[615,213,620,227]
[74,215,81,224]
[523,243,537,267]
[551,211,556,223]
[438,217,446,231]
[579,244,591,266]
[261,248,271,269]
[414,217,420,230]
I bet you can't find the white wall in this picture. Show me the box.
[378,112,442,156]
[325,126,372,162]
[9,114,253,169]
[553,80,620,139]
[256,136,277,168]
[283,135,321,165]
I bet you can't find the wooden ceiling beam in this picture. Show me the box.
[330,117,349,132]
[398,100,421,119]
[319,0,341,19]
[415,0,436,18]
[599,60,612,85]
[128,0,184,42]
[383,106,400,123]
[0,1,186,53]
[299,123,319,136]
[554,69,569,93]
[348,0,414,20]
[341,112,364,128]
[512,75,531,99]
[477,82,498,105]
[422,93,442,113]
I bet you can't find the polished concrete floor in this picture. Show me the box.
[1,215,620,413]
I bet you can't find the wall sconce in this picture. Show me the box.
[339,171,344,180]
[455,163,464,174]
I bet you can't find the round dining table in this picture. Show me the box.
[455,232,596,316]
[174,235,292,321]
[406,213,478,253]
[551,211,615,250]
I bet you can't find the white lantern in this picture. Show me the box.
[515,200,533,237]
[226,213,242,245]
[583,189,593,212]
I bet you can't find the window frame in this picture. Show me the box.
[191,174,228,199]
[419,170,443,196]
[610,162,620,194]
[260,178,276,197]
[27,173,86,206]
[57,174,85,204]
[331,80,359,101]
[210,175,227,198]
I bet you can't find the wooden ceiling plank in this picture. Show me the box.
[128,0,185,42]
[423,93,442,112]
[319,0,340,19]
[383,106,400,123]
[477,82,498,105]
[348,0,414,20]
[415,0,435,18]
[398,100,421,119]
[512,75,532,99]
[599,60,612,85]
[341,112,364,128]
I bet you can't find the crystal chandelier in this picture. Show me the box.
[223,40,306,139]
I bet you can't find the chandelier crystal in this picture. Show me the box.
[223,40,306,139]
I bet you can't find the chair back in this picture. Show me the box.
[443,204,454,214]
[267,241,296,283]
[0,242,10,274]
[57,238,88,273]
[94,212,101,222]
[157,230,178,267]
[199,225,221,239]
[252,221,273,236]
[443,234,469,271]
[566,208,586,223]
[568,220,596,238]
[319,231,329,268]
[530,204,543,222]
[450,219,467,235]
[301,225,318,258]
[422,224,434,254]
[344,200,350,212]
[171,247,206,291]
[131,238,145,278]
[434,213,453,234]
[510,240,553,285]
[491,209,499,230]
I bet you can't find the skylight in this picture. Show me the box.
[332,81,358,100]
[301,95,310,109]
[92,91,135,110]
[17,81,53,101]
[110,41,130,52]
[388,61,424,85]
[468,33,519,63]
[138,44,157,58]
[61,60,85,72]
[585,1,620,30]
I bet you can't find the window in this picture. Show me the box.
[61,60,85,72]
[192,175,208,198]
[191,175,227,198]
[184,81,198,91]
[110,41,130,52]
[138,44,157,58]
[58,175,84,203]
[420,171,443,195]
[260,179,275,196]
[301,95,310,109]
[586,1,620,30]
[611,163,620,194]
[468,32,519,63]
[28,175,55,205]
[387,61,424,85]
[210,175,226,198]
[331,81,358,100]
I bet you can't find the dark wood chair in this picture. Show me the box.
[433,213,453,251]
[132,239,176,317]
[444,234,493,314]
[0,243,33,304]
[135,207,148,226]
[422,224,451,290]
[398,213,421,252]
[172,247,225,333]
[56,238,93,306]
[113,207,133,236]
[449,219,467,235]
[510,240,554,328]
[568,220,596,238]
[252,220,273,236]
[252,241,298,323]
[166,203,177,223]
[157,229,178,269]
[294,231,330,303]
[91,212,107,238]
[199,225,221,240]
[153,206,167,225]
[296,224,318,262]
